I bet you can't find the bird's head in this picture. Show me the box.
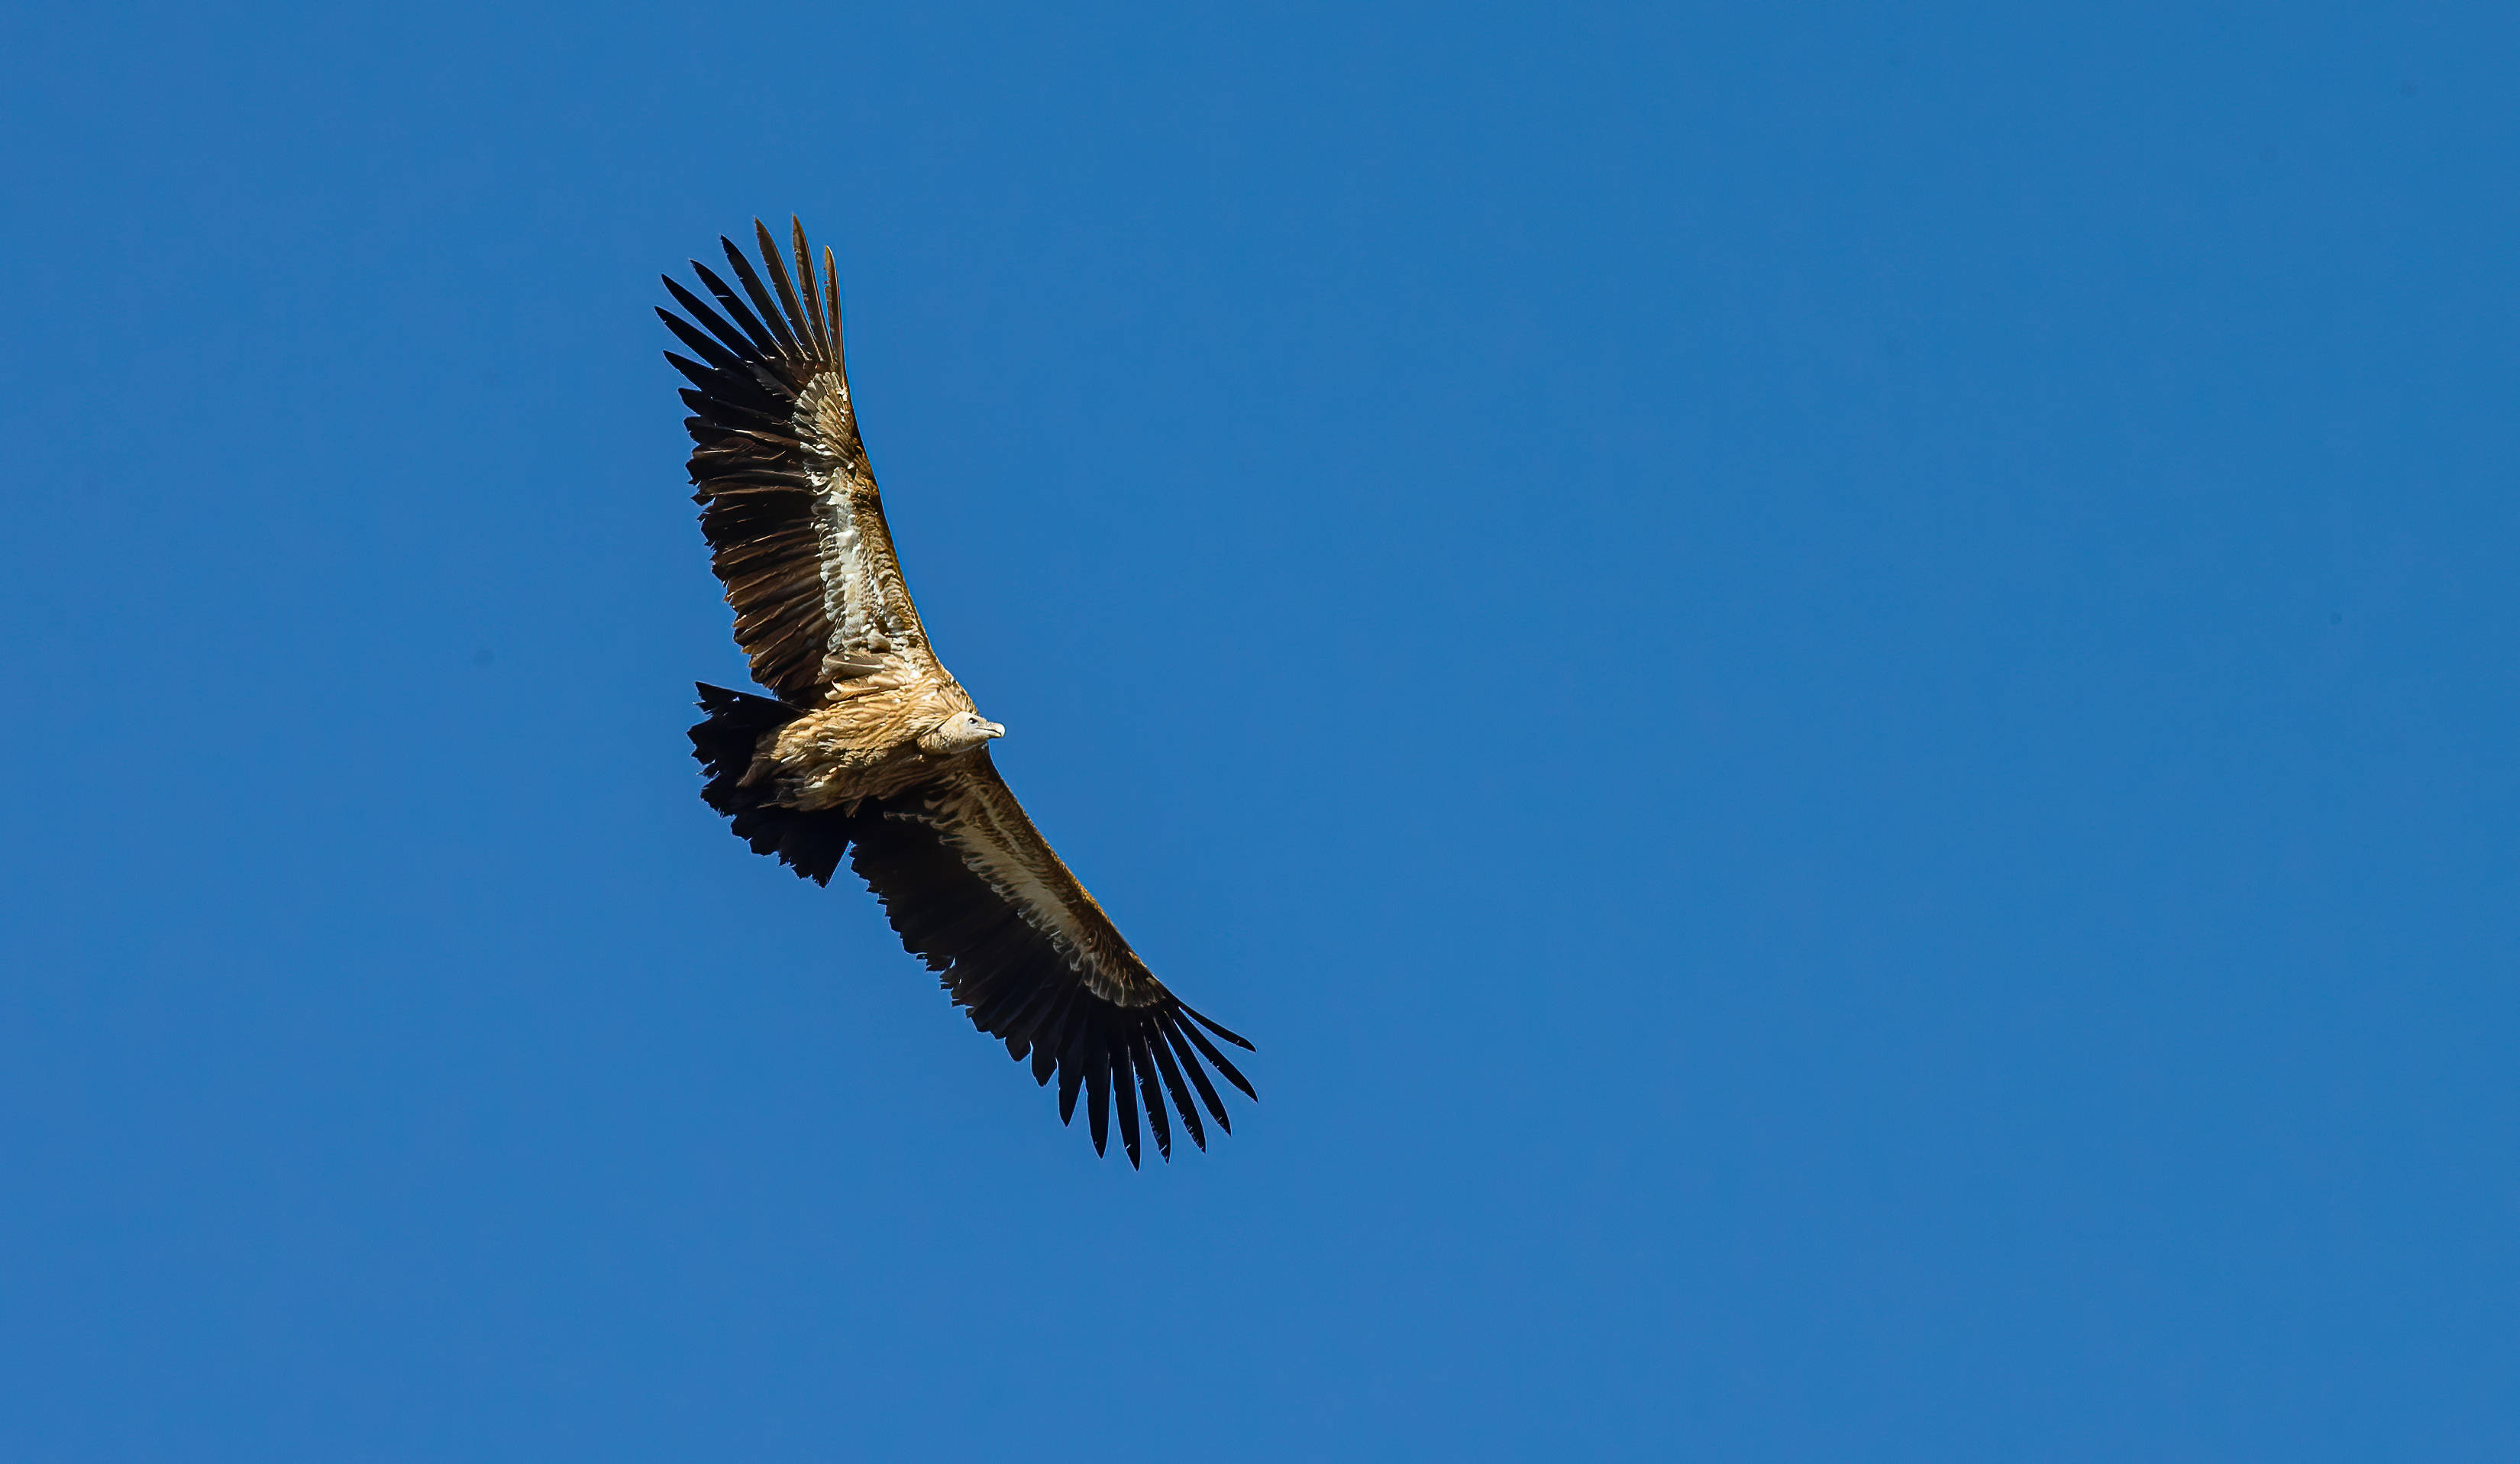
[918,710,1007,756]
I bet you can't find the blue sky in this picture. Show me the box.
[5,2,2517,1459]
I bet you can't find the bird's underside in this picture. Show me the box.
[660,218,1253,1165]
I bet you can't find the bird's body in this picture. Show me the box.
[659,219,1252,1164]
[753,672,989,810]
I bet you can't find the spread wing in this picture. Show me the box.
[660,218,939,703]
[848,753,1257,1167]
[688,687,1256,1166]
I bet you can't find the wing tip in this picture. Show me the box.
[1177,1001,1258,1052]
[1050,1006,1254,1165]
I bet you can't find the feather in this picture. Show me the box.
[1084,1039,1113,1155]
[1162,1016,1233,1133]
[662,350,723,393]
[690,260,784,358]
[660,277,760,362]
[1179,1003,1257,1052]
[1056,1016,1088,1124]
[657,305,748,377]
[1112,1029,1143,1166]
[791,218,831,359]
[1132,1032,1171,1160]
[822,247,843,355]
[1175,1016,1258,1102]
[1146,1020,1205,1150]
[754,219,814,358]
[987,971,1068,1053]
[719,234,800,360]
[680,386,791,435]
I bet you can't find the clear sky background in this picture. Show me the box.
[5,2,2517,1459]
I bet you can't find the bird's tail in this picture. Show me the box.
[688,682,854,885]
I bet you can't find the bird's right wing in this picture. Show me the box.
[659,219,938,704]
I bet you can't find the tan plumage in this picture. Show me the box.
[661,218,1253,1164]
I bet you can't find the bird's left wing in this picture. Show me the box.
[659,218,936,704]
[847,753,1257,1166]
[690,686,1256,1164]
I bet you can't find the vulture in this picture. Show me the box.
[658,218,1254,1165]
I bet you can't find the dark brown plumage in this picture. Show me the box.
[662,220,1254,1165]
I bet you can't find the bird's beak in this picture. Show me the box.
[983,721,1006,738]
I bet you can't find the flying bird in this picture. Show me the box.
[658,218,1254,1165]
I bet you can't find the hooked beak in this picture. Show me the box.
[982,721,1006,739]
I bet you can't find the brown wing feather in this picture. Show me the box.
[661,218,936,704]
[843,753,1256,1165]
